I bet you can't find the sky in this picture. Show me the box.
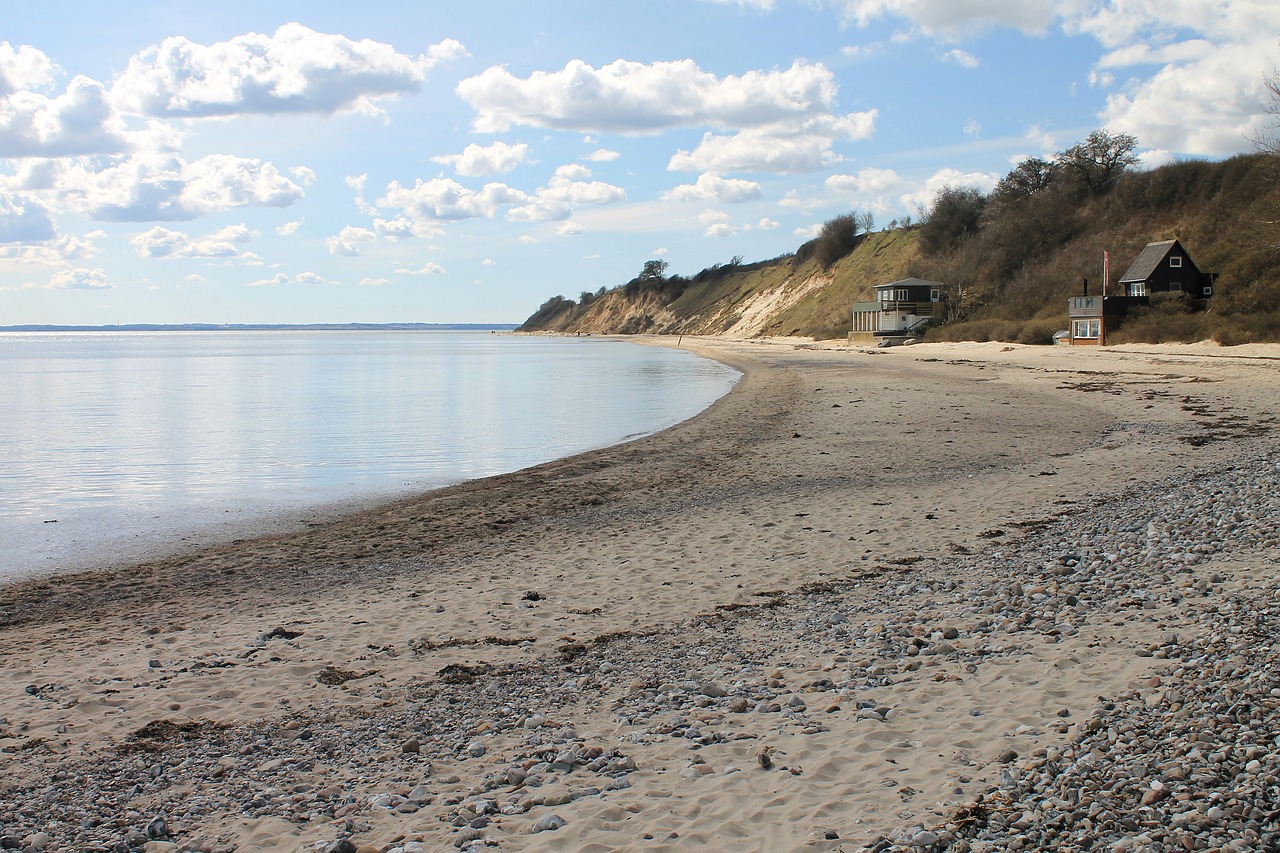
[2,0,1277,325]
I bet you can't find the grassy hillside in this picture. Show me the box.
[520,152,1280,344]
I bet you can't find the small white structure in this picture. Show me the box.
[851,278,946,337]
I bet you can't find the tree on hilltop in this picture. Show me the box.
[1056,129,1139,195]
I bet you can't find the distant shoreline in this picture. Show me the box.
[0,322,519,332]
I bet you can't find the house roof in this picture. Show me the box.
[1118,240,1180,283]
[875,277,947,290]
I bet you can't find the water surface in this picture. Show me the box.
[0,331,738,581]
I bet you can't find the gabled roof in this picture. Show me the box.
[1119,240,1180,283]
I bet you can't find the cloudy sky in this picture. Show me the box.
[2,0,1276,325]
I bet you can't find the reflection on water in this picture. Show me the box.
[0,331,738,580]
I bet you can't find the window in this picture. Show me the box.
[1073,319,1100,339]
[1169,282,1182,292]
[1126,282,1147,297]
[1169,256,1182,268]
[896,289,909,301]
[930,288,942,302]
[1070,296,1100,310]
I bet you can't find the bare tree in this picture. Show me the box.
[1055,130,1139,194]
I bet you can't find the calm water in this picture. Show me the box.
[0,331,738,581]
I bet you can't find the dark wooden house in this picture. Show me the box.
[1068,239,1215,345]
[1118,239,1216,298]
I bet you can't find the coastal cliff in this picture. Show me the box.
[520,152,1280,344]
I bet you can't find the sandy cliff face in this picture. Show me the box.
[520,229,917,339]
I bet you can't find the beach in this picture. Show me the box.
[3,337,1279,852]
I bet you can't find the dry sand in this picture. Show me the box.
[2,337,1279,851]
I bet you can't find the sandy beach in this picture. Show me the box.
[3,337,1279,852]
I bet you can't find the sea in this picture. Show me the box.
[0,330,739,583]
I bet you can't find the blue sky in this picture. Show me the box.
[2,0,1276,324]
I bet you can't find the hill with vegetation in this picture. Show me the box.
[520,137,1280,345]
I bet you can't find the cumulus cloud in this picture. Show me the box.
[557,221,584,236]
[0,188,56,243]
[506,165,627,222]
[586,148,620,162]
[826,0,1058,37]
[821,0,1280,158]
[132,223,258,260]
[248,270,325,286]
[942,49,980,68]
[432,141,530,176]
[325,224,377,256]
[275,219,302,236]
[1099,40,1274,156]
[668,111,876,173]
[827,167,908,215]
[377,165,625,225]
[699,0,776,9]
[661,172,762,203]
[358,276,390,286]
[50,267,110,289]
[457,58,841,134]
[396,262,447,274]
[379,178,527,221]
[899,166,999,212]
[111,24,440,119]
[0,232,100,264]
[0,43,178,158]
[21,153,305,222]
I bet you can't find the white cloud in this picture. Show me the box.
[426,39,470,66]
[963,118,982,137]
[358,276,390,286]
[0,42,174,158]
[668,111,877,173]
[379,177,527,221]
[24,153,305,222]
[133,223,258,260]
[290,166,317,186]
[758,217,779,230]
[827,0,1058,37]
[432,141,530,176]
[325,224,377,256]
[185,273,206,283]
[248,272,290,287]
[0,232,99,264]
[557,221,584,236]
[396,262,447,274]
[826,167,907,215]
[942,49,980,68]
[275,219,302,236]
[111,23,434,119]
[373,215,442,239]
[377,166,625,226]
[899,166,999,212]
[662,172,762,203]
[1099,38,1275,156]
[50,267,110,289]
[248,270,325,286]
[0,189,56,243]
[586,148,620,162]
[457,59,841,134]
[841,43,887,61]
[506,166,627,222]
[699,0,776,9]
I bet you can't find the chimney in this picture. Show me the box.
[1083,278,1089,297]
